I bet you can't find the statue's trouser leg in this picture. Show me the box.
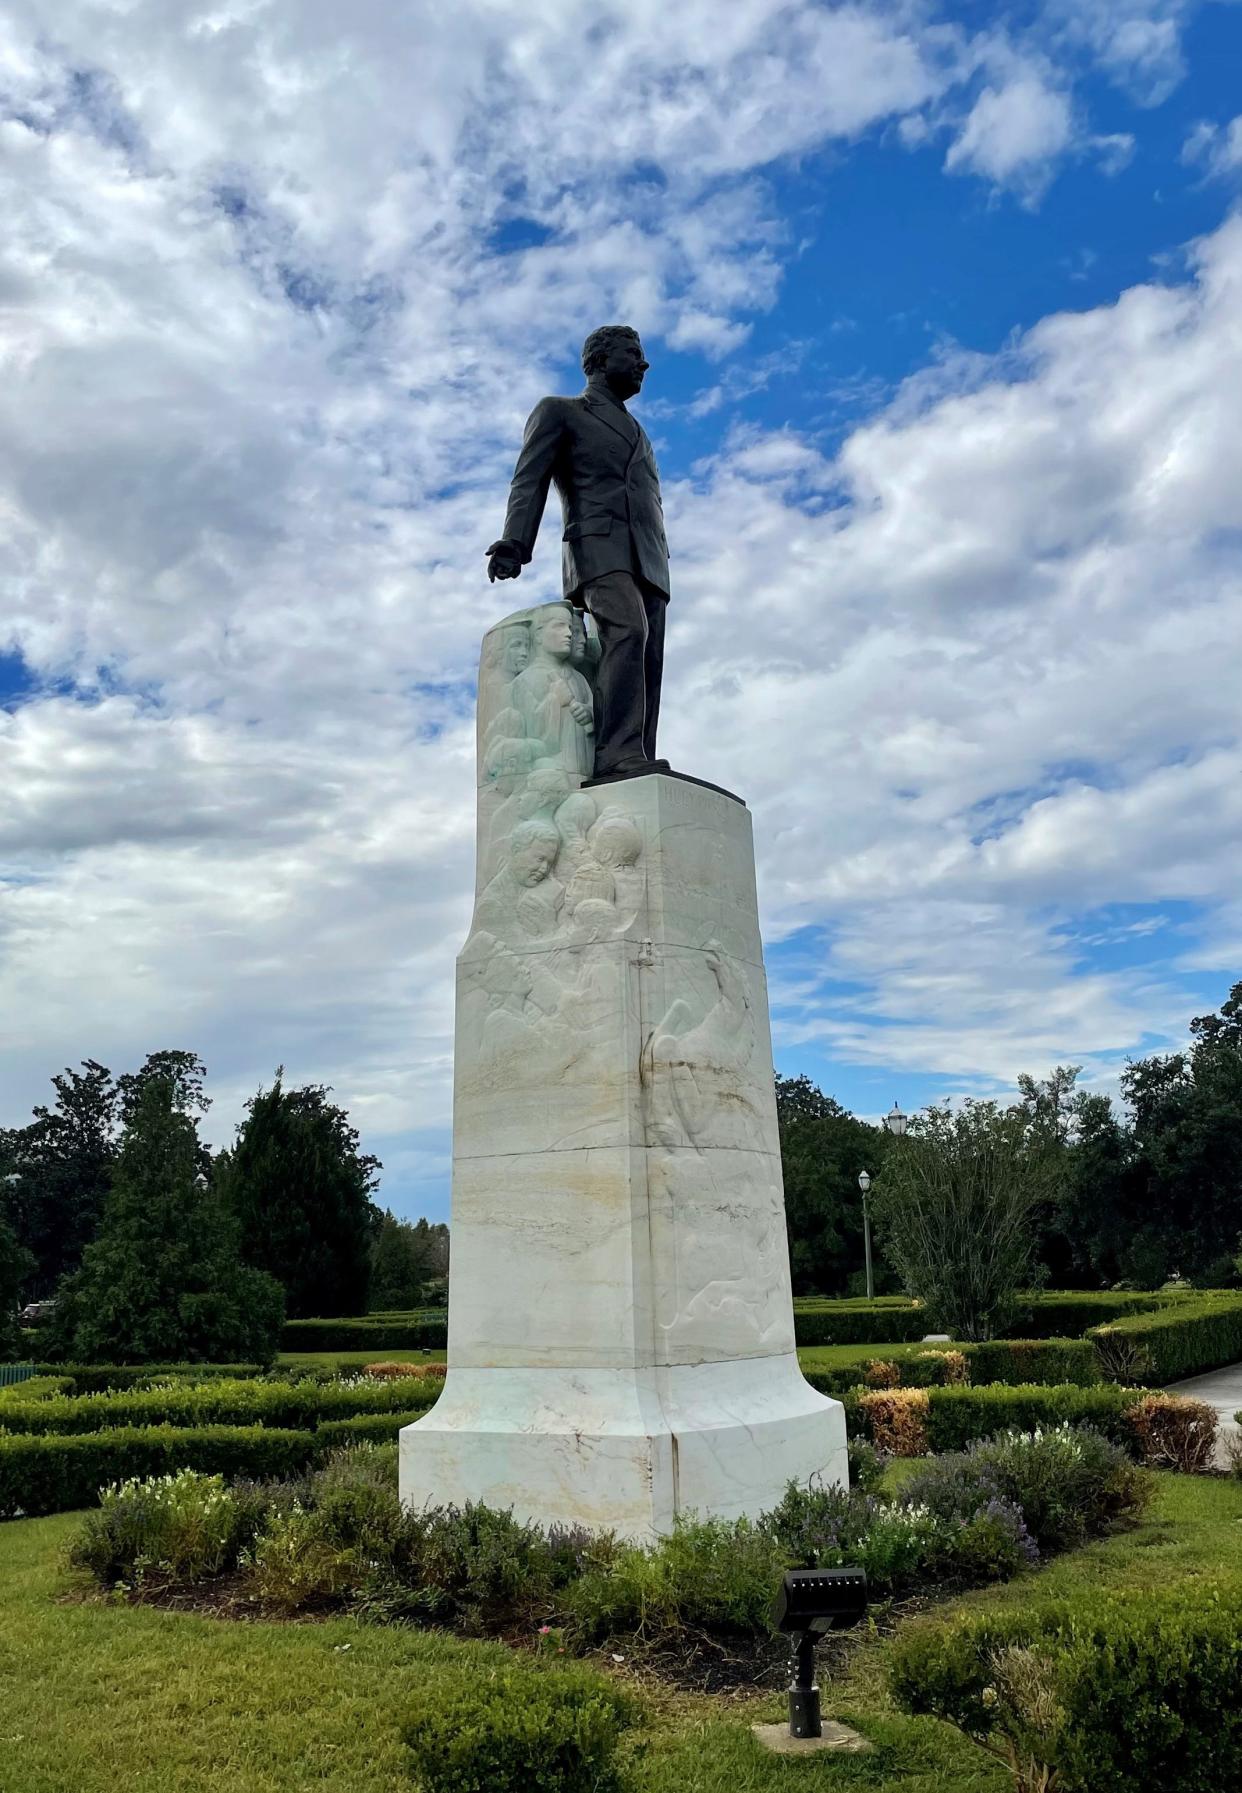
[641,586,666,763]
[583,571,665,771]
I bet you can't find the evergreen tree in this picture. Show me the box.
[220,1071,381,1319]
[776,1075,890,1294]
[47,1077,283,1364]
[2,1060,118,1297]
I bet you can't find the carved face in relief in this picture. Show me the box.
[535,607,573,661]
[588,812,642,868]
[503,629,531,676]
[516,767,573,821]
[508,820,560,886]
[484,731,541,795]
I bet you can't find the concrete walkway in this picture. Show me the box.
[1167,1363,1242,1469]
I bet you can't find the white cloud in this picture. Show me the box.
[944,74,1074,195]
[1041,1,1193,106]
[1181,115,1242,180]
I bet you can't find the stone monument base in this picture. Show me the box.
[401,697,848,1542]
[400,1354,847,1539]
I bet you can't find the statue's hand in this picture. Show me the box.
[486,540,523,583]
[570,701,593,727]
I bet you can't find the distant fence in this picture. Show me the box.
[0,1364,35,1390]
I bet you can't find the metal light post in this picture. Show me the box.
[857,1170,873,1300]
[858,1106,907,1301]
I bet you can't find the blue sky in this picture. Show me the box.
[1,0,1240,1223]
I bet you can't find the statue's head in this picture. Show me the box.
[484,730,540,795]
[508,819,560,887]
[569,898,617,945]
[588,810,642,869]
[517,765,573,819]
[533,603,573,661]
[502,626,530,676]
[582,324,648,399]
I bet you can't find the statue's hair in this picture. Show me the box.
[510,817,561,854]
[582,323,641,376]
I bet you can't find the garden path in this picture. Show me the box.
[1168,1362,1242,1468]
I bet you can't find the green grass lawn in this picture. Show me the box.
[4,1474,1239,1792]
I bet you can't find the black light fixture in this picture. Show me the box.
[771,1567,868,1739]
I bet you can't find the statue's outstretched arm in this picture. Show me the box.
[488,399,563,579]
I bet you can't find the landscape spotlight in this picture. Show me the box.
[771,1567,868,1739]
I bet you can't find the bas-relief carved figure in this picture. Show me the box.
[486,324,670,783]
[464,596,756,1179]
[642,945,759,1151]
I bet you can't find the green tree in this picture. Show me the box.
[1,1060,118,1298]
[1116,980,1242,1284]
[118,1049,212,1176]
[369,1212,448,1311]
[0,1205,35,1360]
[220,1072,381,1319]
[775,1075,890,1295]
[1054,1089,1146,1285]
[47,1077,283,1364]
[870,1099,1061,1340]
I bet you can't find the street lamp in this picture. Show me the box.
[857,1170,873,1300]
[885,1100,908,1139]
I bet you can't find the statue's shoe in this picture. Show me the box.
[585,757,670,785]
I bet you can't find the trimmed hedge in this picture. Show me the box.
[316,1405,438,1451]
[801,1338,1097,1399]
[1089,1292,1242,1383]
[837,1382,1144,1453]
[281,1316,448,1353]
[0,1377,432,1437]
[30,1363,264,1395]
[923,1384,1142,1453]
[793,1301,933,1346]
[890,1587,1242,1792]
[0,1425,315,1519]
[1008,1291,1172,1337]
[0,1375,73,1402]
[965,1338,1099,1387]
[790,1290,1191,1346]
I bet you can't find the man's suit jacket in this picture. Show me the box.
[499,384,670,601]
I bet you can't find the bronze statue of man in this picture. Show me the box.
[486,325,670,784]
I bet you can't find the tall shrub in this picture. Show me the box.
[871,1101,1060,1340]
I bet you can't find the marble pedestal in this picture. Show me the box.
[400,757,846,1539]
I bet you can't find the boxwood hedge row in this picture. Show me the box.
[800,1338,1099,1397]
[281,1315,447,1352]
[828,1381,1145,1453]
[1088,1292,1242,1383]
[0,1377,436,1437]
[29,1363,266,1394]
[0,1425,317,1519]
